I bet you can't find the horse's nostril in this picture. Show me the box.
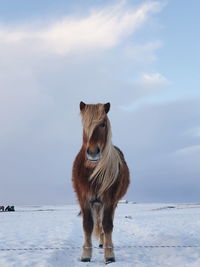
[87,147,100,156]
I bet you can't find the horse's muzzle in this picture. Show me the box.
[86,147,100,162]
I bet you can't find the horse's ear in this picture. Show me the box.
[104,102,110,114]
[80,101,86,111]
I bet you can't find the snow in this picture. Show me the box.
[0,203,200,266]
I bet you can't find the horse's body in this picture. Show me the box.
[72,102,130,263]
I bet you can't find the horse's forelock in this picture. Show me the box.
[81,104,107,141]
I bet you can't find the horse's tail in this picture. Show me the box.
[92,202,103,239]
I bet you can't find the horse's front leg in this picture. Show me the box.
[102,205,115,264]
[81,206,94,262]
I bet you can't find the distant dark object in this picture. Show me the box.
[119,200,129,204]
[0,206,4,212]
[5,206,15,212]
[125,215,133,219]
[77,210,81,216]
[5,206,10,211]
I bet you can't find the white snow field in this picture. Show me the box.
[0,203,200,267]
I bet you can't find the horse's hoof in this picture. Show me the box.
[81,258,91,262]
[99,244,103,248]
[105,257,115,264]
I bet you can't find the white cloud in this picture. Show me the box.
[141,72,169,87]
[119,72,170,111]
[0,1,163,55]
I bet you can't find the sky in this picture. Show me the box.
[0,0,200,205]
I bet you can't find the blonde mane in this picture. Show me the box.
[81,104,122,196]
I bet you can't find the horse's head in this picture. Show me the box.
[80,101,111,163]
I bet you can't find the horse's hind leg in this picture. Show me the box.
[102,206,115,263]
[81,207,93,262]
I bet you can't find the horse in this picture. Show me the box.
[72,102,130,264]
[0,206,4,212]
[4,206,15,212]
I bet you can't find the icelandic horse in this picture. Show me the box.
[72,102,130,264]
[0,206,4,212]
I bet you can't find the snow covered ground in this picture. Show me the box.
[0,203,200,267]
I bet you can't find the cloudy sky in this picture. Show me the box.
[0,0,200,205]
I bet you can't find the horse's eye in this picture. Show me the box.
[100,122,106,128]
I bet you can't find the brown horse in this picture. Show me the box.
[72,102,130,264]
